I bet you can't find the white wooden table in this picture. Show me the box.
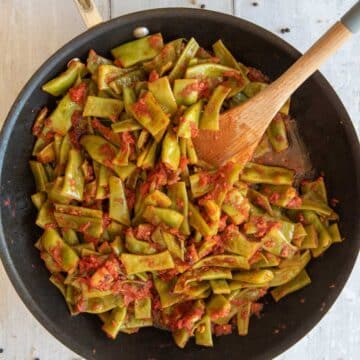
[0,1,359,359]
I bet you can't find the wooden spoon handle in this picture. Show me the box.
[265,22,352,112]
[73,0,103,28]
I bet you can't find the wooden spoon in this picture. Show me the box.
[193,1,360,167]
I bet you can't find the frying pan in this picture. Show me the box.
[0,6,360,360]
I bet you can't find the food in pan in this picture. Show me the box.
[30,33,342,348]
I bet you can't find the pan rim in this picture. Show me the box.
[0,7,359,360]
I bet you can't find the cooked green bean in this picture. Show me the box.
[30,34,341,349]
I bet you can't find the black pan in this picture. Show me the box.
[0,8,359,360]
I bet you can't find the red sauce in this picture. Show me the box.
[287,196,302,208]
[99,143,116,161]
[148,70,159,82]
[113,280,152,306]
[132,96,150,118]
[184,79,211,99]
[78,222,91,233]
[148,34,163,50]
[114,58,124,68]
[247,67,270,83]
[125,188,136,211]
[213,324,232,336]
[134,224,156,241]
[330,198,339,207]
[91,118,122,147]
[69,110,87,149]
[223,70,244,86]
[190,122,199,138]
[102,213,112,229]
[69,82,87,105]
[185,244,198,264]
[179,156,188,171]
[251,303,263,318]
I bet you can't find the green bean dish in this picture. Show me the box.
[30,33,342,347]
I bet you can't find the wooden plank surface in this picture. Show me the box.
[111,0,233,16]
[0,1,359,359]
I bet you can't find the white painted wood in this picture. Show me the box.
[0,1,359,359]
[110,0,233,16]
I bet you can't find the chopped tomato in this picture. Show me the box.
[69,82,88,105]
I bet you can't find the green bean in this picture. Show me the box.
[109,69,146,94]
[62,228,79,246]
[111,33,164,67]
[162,230,185,261]
[144,38,184,76]
[42,60,86,96]
[253,135,272,158]
[271,269,311,302]
[266,113,289,152]
[169,38,200,82]
[173,328,191,349]
[125,229,156,255]
[54,212,103,238]
[206,294,231,322]
[188,203,212,236]
[36,142,55,164]
[49,274,66,296]
[301,177,328,203]
[269,250,311,287]
[55,133,71,176]
[247,188,273,215]
[102,306,127,339]
[222,188,250,224]
[130,92,170,142]
[41,228,79,272]
[142,206,184,229]
[193,255,249,270]
[186,138,199,164]
[213,40,242,71]
[189,172,214,198]
[237,302,251,336]
[222,226,260,259]
[83,96,123,121]
[153,276,185,308]
[54,203,102,218]
[161,129,181,171]
[241,162,294,185]
[48,93,82,135]
[232,270,274,284]
[177,100,202,139]
[111,118,141,133]
[303,211,331,248]
[86,49,112,75]
[30,161,48,192]
[300,224,318,249]
[61,149,84,201]
[121,251,175,274]
[195,315,213,347]
[173,79,200,106]
[148,77,177,115]
[134,298,152,319]
[31,192,47,210]
[210,279,231,295]
[174,268,232,294]
[36,200,56,229]
[199,85,231,130]
[168,182,190,235]
[109,176,130,226]
[144,190,172,208]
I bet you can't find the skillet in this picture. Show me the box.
[0,8,359,360]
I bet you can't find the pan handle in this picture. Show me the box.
[73,0,103,28]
